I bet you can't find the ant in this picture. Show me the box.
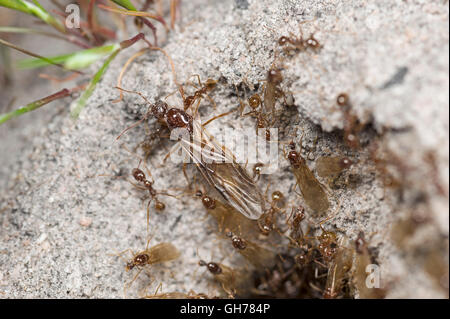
[182,76,217,111]
[116,237,180,297]
[198,259,241,298]
[263,67,284,115]
[225,229,276,270]
[258,190,286,236]
[236,86,273,141]
[286,204,306,243]
[285,134,330,214]
[323,237,353,299]
[129,159,178,231]
[336,93,365,149]
[278,33,322,55]
[195,189,260,240]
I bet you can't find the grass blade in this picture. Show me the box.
[0,0,65,33]
[0,37,81,73]
[70,49,121,118]
[0,88,70,125]
[110,0,137,11]
[17,44,120,69]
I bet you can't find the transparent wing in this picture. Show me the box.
[180,119,265,220]
[148,243,180,264]
[293,164,329,213]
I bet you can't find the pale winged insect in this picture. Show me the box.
[195,189,261,239]
[116,48,266,220]
[178,115,266,220]
[116,237,180,295]
[225,229,277,270]
[285,135,330,214]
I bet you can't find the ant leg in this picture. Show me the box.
[204,92,217,110]
[162,143,182,163]
[149,46,185,100]
[186,74,202,89]
[110,248,134,261]
[128,180,147,191]
[146,197,154,235]
[124,268,143,298]
[203,109,236,127]
[115,89,154,140]
[113,48,148,103]
[317,199,342,231]
[234,84,247,116]
[306,136,319,159]
[164,88,180,101]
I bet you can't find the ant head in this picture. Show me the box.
[323,287,338,299]
[320,231,337,245]
[201,195,216,210]
[305,34,321,49]
[253,163,264,176]
[152,100,168,120]
[278,36,289,46]
[206,262,222,275]
[345,133,359,149]
[292,206,305,224]
[195,190,203,197]
[231,236,247,250]
[225,229,233,238]
[287,149,304,166]
[267,68,283,85]
[336,93,349,107]
[132,168,146,182]
[134,17,143,30]
[295,249,309,265]
[288,141,296,150]
[205,79,217,91]
[355,231,366,254]
[272,191,283,202]
[155,201,166,211]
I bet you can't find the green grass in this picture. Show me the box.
[0,0,165,124]
[0,89,71,124]
[0,0,65,33]
[17,44,120,70]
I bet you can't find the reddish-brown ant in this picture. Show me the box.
[286,205,306,243]
[116,237,180,296]
[258,190,286,236]
[198,259,246,298]
[336,93,365,149]
[182,76,218,111]
[225,229,277,270]
[116,48,266,220]
[323,237,353,299]
[263,67,284,115]
[128,158,178,230]
[278,33,322,55]
[194,189,260,240]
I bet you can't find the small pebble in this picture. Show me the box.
[79,217,93,227]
